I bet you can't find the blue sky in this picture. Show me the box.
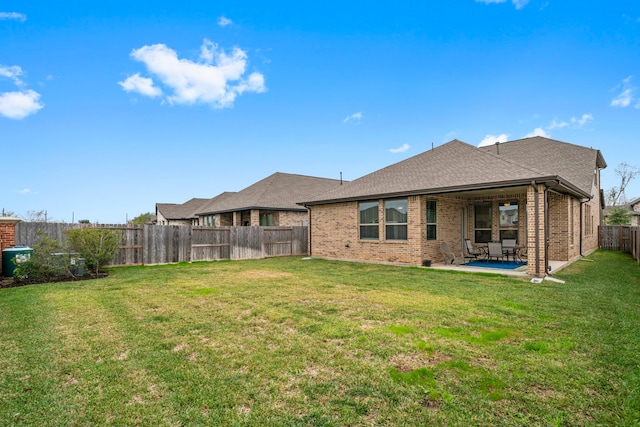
[1,1,639,223]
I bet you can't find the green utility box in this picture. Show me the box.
[2,246,33,277]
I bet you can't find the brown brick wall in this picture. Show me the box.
[0,219,20,275]
[548,192,568,261]
[527,184,546,277]
[310,183,597,276]
[310,196,471,266]
[248,210,308,226]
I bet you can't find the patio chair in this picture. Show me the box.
[464,239,484,261]
[487,241,505,263]
[440,241,465,265]
[502,239,517,261]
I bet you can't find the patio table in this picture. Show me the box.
[504,245,525,262]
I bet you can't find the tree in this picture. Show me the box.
[606,163,640,207]
[606,206,632,225]
[78,219,91,224]
[130,212,154,225]
[25,210,52,222]
[65,228,120,274]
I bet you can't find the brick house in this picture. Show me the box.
[630,198,640,226]
[603,197,640,226]
[156,198,211,226]
[300,137,606,278]
[196,172,344,227]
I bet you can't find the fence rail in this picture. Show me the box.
[15,223,308,266]
[599,225,640,265]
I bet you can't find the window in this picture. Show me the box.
[426,200,437,240]
[585,205,593,236]
[474,202,492,243]
[260,213,274,226]
[385,199,408,240]
[499,201,518,242]
[359,201,379,240]
[203,214,216,226]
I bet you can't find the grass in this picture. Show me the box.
[1,250,639,426]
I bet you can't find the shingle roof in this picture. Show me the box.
[156,198,211,220]
[479,136,606,196]
[302,137,606,205]
[196,173,344,215]
[194,192,238,216]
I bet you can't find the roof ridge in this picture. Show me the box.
[475,143,553,177]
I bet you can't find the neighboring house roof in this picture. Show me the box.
[156,198,211,220]
[196,192,238,216]
[301,137,606,205]
[197,172,344,215]
[629,197,640,208]
[603,201,640,218]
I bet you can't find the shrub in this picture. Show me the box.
[13,236,71,282]
[65,228,120,274]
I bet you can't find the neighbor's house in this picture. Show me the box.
[603,197,640,226]
[196,172,344,227]
[630,198,640,226]
[300,137,606,278]
[155,198,211,226]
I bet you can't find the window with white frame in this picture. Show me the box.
[385,199,408,240]
[359,201,379,240]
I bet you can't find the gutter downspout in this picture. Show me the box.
[533,181,540,278]
[544,186,550,275]
[306,205,312,257]
[579,201,584,256]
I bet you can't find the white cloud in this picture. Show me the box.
[118,73,162,97]
[0,12,26,21]
[521,112,593,138]
[547,119,569,130]
[0,65,24,86]
[611,89,633,107]
[525,127,550,138]
[343,112,362,123]
[512,0,530,9]
[0,90,44,119]
[122,40,266,108]
[389,144,410,154]
[475,0,528,8]
[199,38,216,63]
[478,134,509,147]
[571,113,593,127]
[218,16,232,27]
[15,188,32,194]
[0,64,43,119]
[611,75,636,107]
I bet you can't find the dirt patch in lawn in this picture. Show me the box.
[237,270,293,280]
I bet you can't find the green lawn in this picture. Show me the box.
[1,250,639,426]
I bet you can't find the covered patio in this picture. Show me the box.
[428,180,588,278]
[429,258,575,279]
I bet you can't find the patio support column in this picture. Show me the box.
[527,183,546,277]
[250,210,260,226]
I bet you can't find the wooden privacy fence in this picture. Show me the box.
[599,225,640,265]
[15,223,308,266]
